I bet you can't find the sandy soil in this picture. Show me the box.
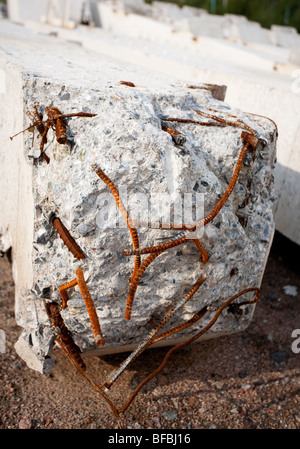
[0,231,299,430]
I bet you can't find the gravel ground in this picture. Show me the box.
[0,231,299,430]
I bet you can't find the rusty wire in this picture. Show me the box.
[101,275,206,389]
[58,268,104,347]
[10,105,97,164]
[51,214,86,260]
[92,163,141,283]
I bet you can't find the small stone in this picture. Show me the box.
[254,378,266,386]
[59,92,70,101]
[157,374,169,386]
[266,293,277,303]
[283,285,298,297]
[18,418,33,429]
[10,360,23,370]
[270,350,288,363]
[193,182,200,192]
[188,397,197,405]
[152,416,161,427]
[0,329,5,354]
[162,411,178,422]
[44,417,53,426]
[267,333,274,342]
[36,232,48,245]
[215,381,224,389]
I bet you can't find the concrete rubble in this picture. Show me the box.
[0,20,277,373]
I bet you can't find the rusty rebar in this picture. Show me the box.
[102,275,206,389]
[118,287,260,414]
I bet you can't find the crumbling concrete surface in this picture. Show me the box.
[0,21,277,374]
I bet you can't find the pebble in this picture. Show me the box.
[162,411,178,422]
[241,383,251,391]
[283,285,298,297]
[270,350,289,363]
[44,417,53,426]
[59,92,71,101]
[10,361,23,370]
[267,333,274,342]
[133,422,143,429]
[157,374,169,386]
[152,416,161,427]
[188,396,197,405]
[0,330,5,354]
[208,379,224,389]
[18,418,33,429]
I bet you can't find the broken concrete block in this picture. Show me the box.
[14,329,55,373]
[7,0,88,27]
[7,0,48,23]
[188,14,226,39]
[94,0,190,44]
[0,21,277,374]
[121,0,153,17]
[270,25,300,48]
[289,48,300,66]
[228,20,272,45]
[152,1,183,23]
[181,6,207,19]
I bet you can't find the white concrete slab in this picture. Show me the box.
[7,0,90,27]
[229,21,272,45]
[152,1,183,22]
[188,14,226,39]
[7,0,48,22]
[122,0,153,16]
[289,48,300,66]
[181,5,207,19]
[271,25,300,48]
